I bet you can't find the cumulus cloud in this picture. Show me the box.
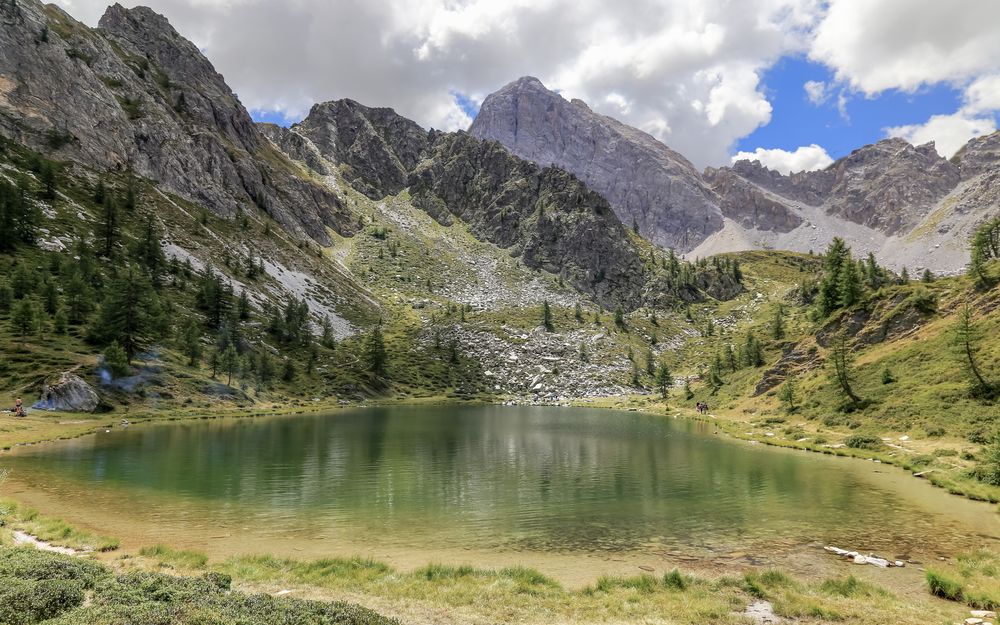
[810,0,1000,94]
[52,0,824,167]
[885,113,996,158]
[803,80,828,104]
[731,144,833,174]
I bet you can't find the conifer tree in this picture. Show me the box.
[92,265,157,362]
[645,348,655,376]
[237,290,251,321]
[220,345,239,386]
[614,304,627,331]
[956,302,995,398]
[53,307,68,334]
[180,320,202,366]
[542,300,554,332]
[630,362,641,387]
[41,279,58,315]
[778,377,798,412]
[837,259,862,308]
[770,304,785,340]
[656,362,672,399]
[921,268,934,283]
[281,357,296,382]
[364,322,388,377]
[829,332,862,406]
[11,298,38,337]
[104,340,130,378]
[743,331,764,367]
[899,266,910,283]
[724,343,738,372]
[579,342,589,362]
[320,316,336,349]
[0,283,13,312]
[574,302,583,323]
[97,194,119,258]
[683,380,694,400]
[881,367,895,384]
[64,273,93,324]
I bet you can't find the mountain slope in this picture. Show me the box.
[471,76,1000,273]
[469,77,724,251]
[0,0,354,244]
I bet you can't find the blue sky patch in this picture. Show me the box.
[735,57,967,160]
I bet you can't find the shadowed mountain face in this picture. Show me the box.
[0,0,355,244]
[470,77,725,252]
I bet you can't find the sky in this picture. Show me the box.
[54,0,1000,174]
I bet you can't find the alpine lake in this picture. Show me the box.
[4,405,998,588]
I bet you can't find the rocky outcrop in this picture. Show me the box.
[258,123,329,176]
[0,0,355,244]
[292,99,432,198]
[35,372,100,412]
[470,77,724,251]
[409,132,649,309]
[702,167,803,232]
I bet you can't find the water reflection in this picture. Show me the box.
[6,406,996,557]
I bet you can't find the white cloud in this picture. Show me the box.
[52,0,823,168]
[964,74,1000,115]
[731,144,833,174]
[885,113,996,159]
[803,80,827,104]
[810,0,1000,94]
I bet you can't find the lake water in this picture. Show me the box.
[4,405,998,583]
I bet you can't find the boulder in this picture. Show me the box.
[35,372,100,412]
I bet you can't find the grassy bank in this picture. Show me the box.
[0,538,974,625]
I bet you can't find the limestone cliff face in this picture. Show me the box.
[0,0,354,244]
[469,77,724,251]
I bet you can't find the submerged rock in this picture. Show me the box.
[35,372,100,412]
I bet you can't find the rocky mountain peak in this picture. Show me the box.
[470,76,723,251]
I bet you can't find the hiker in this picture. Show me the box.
[13,398,25,417]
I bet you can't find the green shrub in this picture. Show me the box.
[663,568,688,590]
[844,434,883,450]
[0,577,84,624]
[0,548,107,588]
[820,575,888,598]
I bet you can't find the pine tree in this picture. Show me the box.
[574,302,583,323]
[0,178,39,251]
[64,273,93,324]
[92,265,157,362]
[542,300,554,332]
[770,304,785,340]
[364,323,388,377]
[237,290,251,321]
[257,351,275,388]
[53,307,68,334]
[837,258,862,308]
[778,377,798,412]
[724,343,738,372]
[181,320,202,367]
[645,348,655,376]
[320,316,336,349]
[220,345,238,386]
[39,161,56,201]
[0,283,13,312]
[281,357,296,382]
[97,194,119,258]
[899,266,910,283]
[614,304,626,331]
[956,302,995,398]
[683,380,694,400]
[133,215,165,283]
[829,332,862,406]
[11,298,38,337]
[743,331,764,367]
[104,340,130,378]
[41,279,58,315]
[579,342,589,362]
[656,362,672,399]
[881,367,895,384]
[93,178,106,205]
[921,268,934,283]
[630,362,641,387]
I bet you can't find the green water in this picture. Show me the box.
[5,406,998,564]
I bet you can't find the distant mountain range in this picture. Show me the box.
[471,77,1000,273]
[2,0,995,278]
